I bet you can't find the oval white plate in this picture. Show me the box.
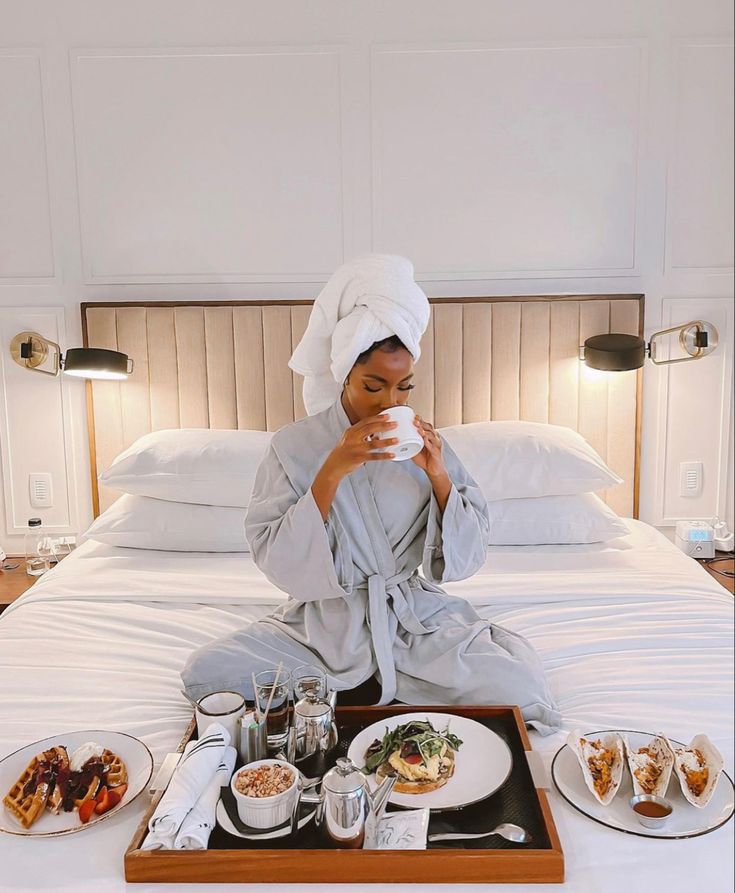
[216,798,315,840]
[552,729,734,839]
[347,712,512,811]
[0,730,153,837]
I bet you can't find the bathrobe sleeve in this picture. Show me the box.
[422,439,490,584]
[245,444,353,602]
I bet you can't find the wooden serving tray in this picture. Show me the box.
[125,705,564,884]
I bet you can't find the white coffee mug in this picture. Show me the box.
[195,690,246,748]
[375,405,424,461]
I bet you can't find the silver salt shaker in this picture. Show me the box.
[238,711,267,763]
[238,711,256,763]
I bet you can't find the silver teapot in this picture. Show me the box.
[293,688,338,759]
[303,757,397,848]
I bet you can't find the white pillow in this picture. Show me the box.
[440,420,622,501]
[98,428,272,507]
[84,494,249,552]
[486,493,628,545]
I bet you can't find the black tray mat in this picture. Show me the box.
[207,711,551,852]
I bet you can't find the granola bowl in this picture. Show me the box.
[230,759,299,829]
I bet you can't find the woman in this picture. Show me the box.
[181,257,560,733]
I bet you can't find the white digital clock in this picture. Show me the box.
[675,520,715,558]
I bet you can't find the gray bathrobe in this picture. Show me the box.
[181,399,560,733]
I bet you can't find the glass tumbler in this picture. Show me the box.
[292,664,328,702]
[254,668,292,750]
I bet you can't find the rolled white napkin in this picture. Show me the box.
[173,744,236,850]
[141,722,230,850]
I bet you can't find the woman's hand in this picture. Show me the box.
[411,415,447,479]
[312,414,398,520]
[322,414,399,481]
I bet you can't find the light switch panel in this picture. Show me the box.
[29,472,53,508]
[679,461,703,497]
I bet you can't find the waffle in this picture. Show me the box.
[46,747,70,814]
[2,747,63,829]
[101,749,127,787]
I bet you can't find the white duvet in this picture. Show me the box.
[0,518,732,893]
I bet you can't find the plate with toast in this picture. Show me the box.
[0,730,153,836]
[347,712,512,811]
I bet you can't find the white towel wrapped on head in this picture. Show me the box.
[289,254,430,415]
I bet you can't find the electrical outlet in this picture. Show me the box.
[679,461,703,497]
[29,473,53,508]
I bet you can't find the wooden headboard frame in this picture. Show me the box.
[82,295,644,519]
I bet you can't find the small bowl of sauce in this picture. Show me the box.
[629,794,673,829]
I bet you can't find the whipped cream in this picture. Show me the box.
[70,742,105,772]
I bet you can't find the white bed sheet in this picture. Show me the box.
[0,518,732,893]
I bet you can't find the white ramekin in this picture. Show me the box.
[230,759,299,829]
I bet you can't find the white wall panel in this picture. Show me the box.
[666,42,734,272]
[371,42,643,277]
[0,309,75,534]
[0,53,54,278]
[71,48,346,282]
[658,298,733,524]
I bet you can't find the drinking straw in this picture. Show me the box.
[262,661,284,723]
[251,672,260,721]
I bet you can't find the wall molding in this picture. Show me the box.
[664,39,735,275]
[370,38,647,279]
[0,49,56,282]
[70,45,350,284]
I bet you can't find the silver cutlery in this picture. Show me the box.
[428,822,530,844]
[298,772,321,790]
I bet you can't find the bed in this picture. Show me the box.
[0,517,732,892]
[0,294,732,891]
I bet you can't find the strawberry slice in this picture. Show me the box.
[78,797,97,824]
[105,788,122,810]
[95,784,125,815]
[111,782,128,800]
[94,786,111,815]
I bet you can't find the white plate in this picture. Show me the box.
[347,712,512,811]
[0,730,153,837]
[216,798,315,840]
[552,729,735,839]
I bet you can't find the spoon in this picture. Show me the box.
[428,822,530,844]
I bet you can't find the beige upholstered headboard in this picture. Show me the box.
[82,296,643,519]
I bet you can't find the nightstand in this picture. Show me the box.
[0,561,38,612]
[695,551,735,595]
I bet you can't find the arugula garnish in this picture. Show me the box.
[362,719,463,774]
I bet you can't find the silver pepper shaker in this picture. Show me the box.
[238,711,256,763]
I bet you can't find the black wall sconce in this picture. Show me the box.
[10,332,134,380]
[582,320,719,371]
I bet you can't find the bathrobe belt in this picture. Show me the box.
[364,570,439,705]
